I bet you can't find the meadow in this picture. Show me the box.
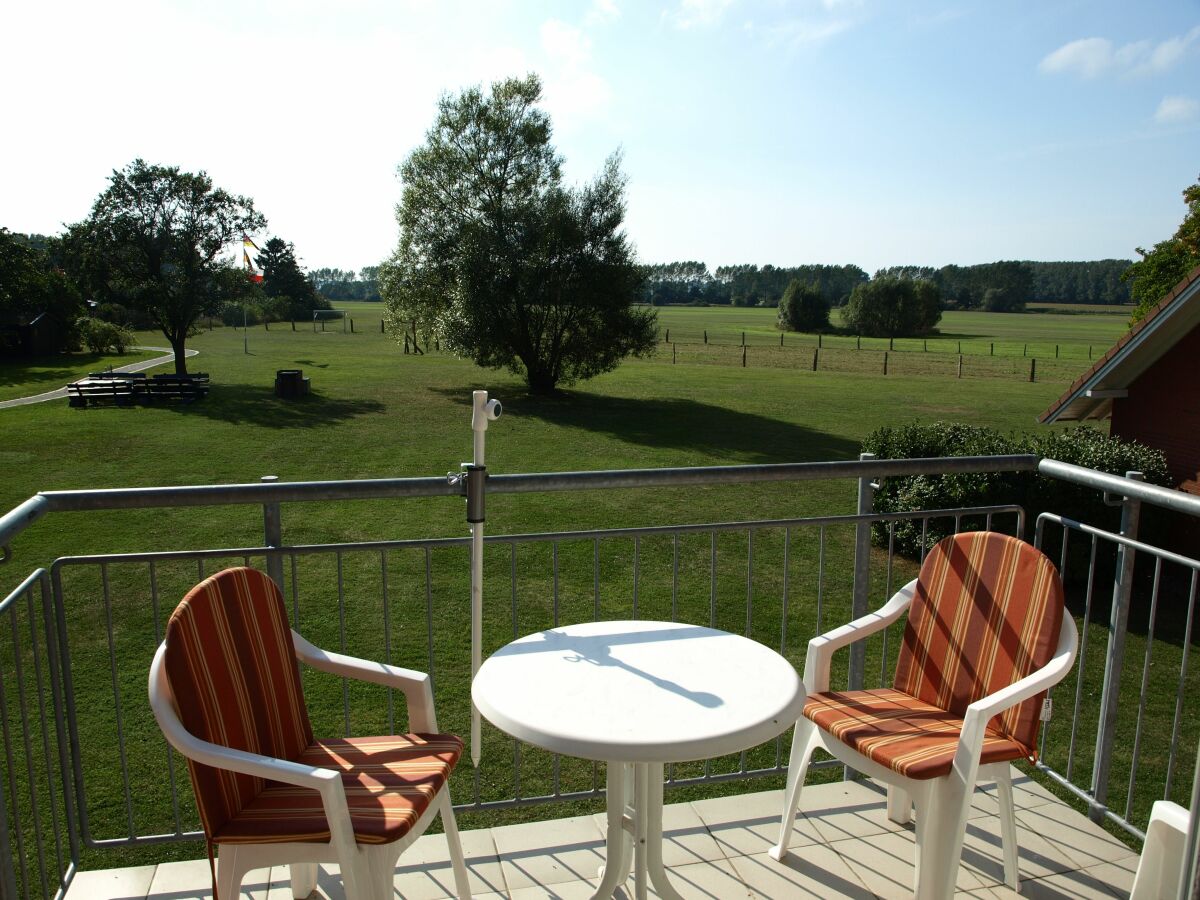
[0,301,1187,874]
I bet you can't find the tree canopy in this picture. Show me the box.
[1124,174,1200,322]
[381,74,656,394]
[63,159,264,373]
[255,237,328,319]
[0,229,83,356]
[842,276,942,337]
[777,279,830,332]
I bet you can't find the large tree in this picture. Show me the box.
[843,276,942,337]
[0,229,83,356]
[64,160,265,373]
[382,74,656,394]
[1123,174,1200,322]
[255,237,327,319]
[777,279,830,332]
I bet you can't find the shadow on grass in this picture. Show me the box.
[0,352,141,388]
[154,382,384,428]
[434,387,859,463]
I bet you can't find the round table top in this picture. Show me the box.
[472,620,806,763]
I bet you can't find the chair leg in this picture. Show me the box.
[289,861,318,898]
[769,719,820,861]
[914,779,971,900]
[887,784,913,825]
[216,845,248,900]
[438,791,472,899]
[994,767,1020,890]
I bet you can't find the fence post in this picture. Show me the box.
[665,328,669,343]
[780,332,784,347]
[265,319,269,331]
[742,331,746,347]
[1029,358,1036,382]
[923,339,927,352]
[883,351,888,375]
[351,318,355,333]
[819,333,823,349]
[812,348,818,371]
[703,330,707,344]
[1023,343,1027,356]
[261,475,284,591]
[741,345,747,367]
[889,337,894,351]
[672,343,676,364]
[381,319,385,334]
[990,342,994,356]
[291,319,295,331]
[958,355,963,378]
[856,335,861,351]
[1089,471,1143,823]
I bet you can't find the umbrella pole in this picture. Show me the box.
[468,390,501,767]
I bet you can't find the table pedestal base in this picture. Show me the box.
[593,761,684,900]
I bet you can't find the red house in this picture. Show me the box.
[1039,265,1200,495]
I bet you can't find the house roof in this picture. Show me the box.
[1039,264,1200,423]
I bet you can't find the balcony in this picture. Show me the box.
[0,451,1196,899]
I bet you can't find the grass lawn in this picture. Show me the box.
[0,302,1189,875]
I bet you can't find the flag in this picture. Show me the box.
[243,235,264,283]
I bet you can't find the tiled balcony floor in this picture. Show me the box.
[65,771,1139,899]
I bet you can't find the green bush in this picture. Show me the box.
[220,302,260,326]
[862,422,1171,558]
[75,317,135,354]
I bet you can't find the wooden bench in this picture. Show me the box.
[67,377,142,407]
[144,373,210,403]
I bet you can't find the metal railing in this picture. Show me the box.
[0,452,1198,898]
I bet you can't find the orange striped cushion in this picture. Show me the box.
[803,688,1028,779]
[892,532,1064,754]
[164,568,314,839]
[212,734,463,845]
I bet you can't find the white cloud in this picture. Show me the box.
[1039,27,1200,78]
[541,19,592,68]
[670,0,736,30]
[766,17,855,48]
[585,0,620,27]
[1155,95,1200,125]
[537,19,613,133]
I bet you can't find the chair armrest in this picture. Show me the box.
[955,613,1079,770]
[291,631,439,732]
[802,579,917,693]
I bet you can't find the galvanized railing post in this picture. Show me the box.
[1090,469,1142,822]
[848,452,875,694]
[261,475,284,590]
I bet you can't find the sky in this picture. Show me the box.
[2,0,1198,275]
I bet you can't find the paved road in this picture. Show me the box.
[0,347,199,410]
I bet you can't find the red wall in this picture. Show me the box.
[1110,323,1200,494]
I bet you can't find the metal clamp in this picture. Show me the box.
[464,464,486,524]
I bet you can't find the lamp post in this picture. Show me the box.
[243,304,248,354]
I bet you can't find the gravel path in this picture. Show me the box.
[0,347,199,410]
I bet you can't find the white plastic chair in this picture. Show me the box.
[1130,801,1189,899]
[770,532,1078,899]
[148,567,471,900]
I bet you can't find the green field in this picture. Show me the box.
[1,301,1186,874]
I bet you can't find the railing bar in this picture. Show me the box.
[1165,569,1199,798]
[745,529,754,637]
[1066,535,1100,781]
[0,643,31,900]
[1032,760,1147,841]
[593,539,600,620]
[881,522,896,684]
[919,518,929,563]
[290,554,300,628]
[776,529,790,771]
[197,558,204,581]
[552,542,560,628]
[26,582,67,887]
[100,563,137,838]
[12,598,51,899]
[41,568,81,869]
[336,552,349,736]
[424,549,434,695]
[954,513,962,534]
[1126,556,1163,820]
[147,562,184,835]
[633,535,640,620]
[671,532,679,623]
[1038,513,1200,570]
[707,532,717,780]
[1041,523,1070,758]
[381,550,394,735]
[816,525,826,635]
[510,542,518,640]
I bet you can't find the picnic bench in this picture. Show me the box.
[67,372,209,407]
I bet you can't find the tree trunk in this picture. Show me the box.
[170,335,188,375]
[525,368,557,395]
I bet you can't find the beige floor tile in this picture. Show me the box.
[394,829,507,898]
[960,859,1135,899]
[636,857,749,898]
[591,801,725,869]
[833,829,992,898]
[1022,801,1139,869]
[970,767,1061,818]
[798,778,909,844]
[730,841,875,898]
[691,787,824,858]
[492,814,606,890]
[66,865,157,900]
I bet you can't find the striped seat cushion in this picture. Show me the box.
[893,532,1064,754]
[164,567,314,840]
[803,688,1028,779]
[213,733,463,845]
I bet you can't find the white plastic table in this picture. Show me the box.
[472,620,806,900]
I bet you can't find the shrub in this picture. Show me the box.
[75,317,135,354]
[778,279,830,332]
[862,422,1171,558]
[843,277,942,337]
[220,302,260,327]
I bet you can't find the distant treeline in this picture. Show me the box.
[644,259,1133,310]
[309,266,381,301]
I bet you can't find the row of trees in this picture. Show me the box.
[647,259,1135,312]
[1124,174,1200,322]
[309,266,381,301]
